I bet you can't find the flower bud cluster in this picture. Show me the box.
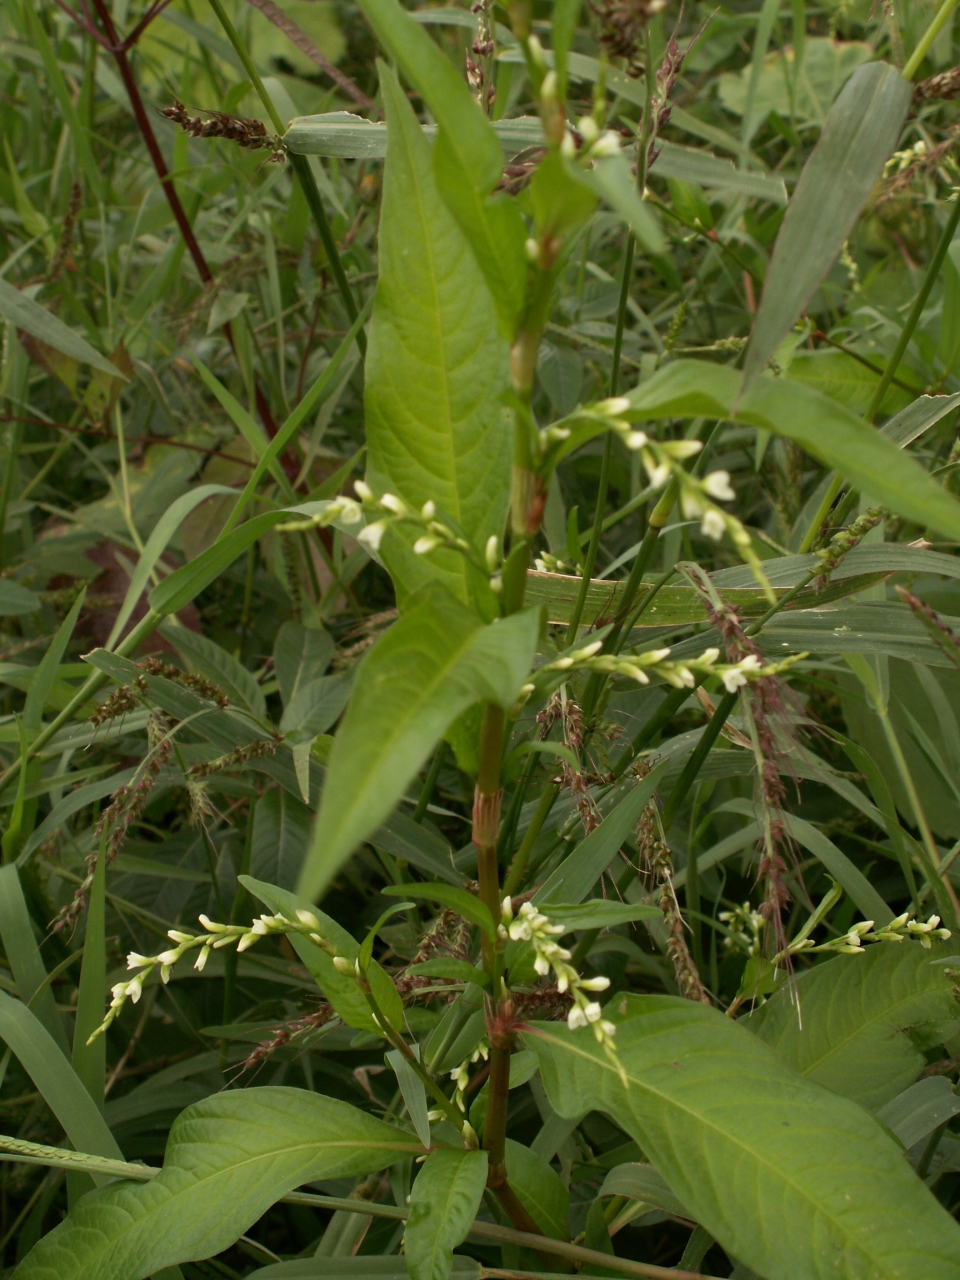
[537,400,750,557]
[515,641,803,709]
[793,911,952,957]
[533,551,584,576]
[500,898,620,1073]
[718,901,765,957]
[90,908,350,1043]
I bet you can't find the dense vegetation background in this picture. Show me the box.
[5,0,960,1277]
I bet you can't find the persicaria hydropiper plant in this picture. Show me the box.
[7,0,960,1277]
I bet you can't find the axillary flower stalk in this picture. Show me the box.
[92,908,352,1043]
[501,898,625,1082]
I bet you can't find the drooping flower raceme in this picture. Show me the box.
[500,898,624,1080]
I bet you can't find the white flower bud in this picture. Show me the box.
[567,1006,588,1030]
[534,955,551,976]
[157,950,180,966]
[541,70,557,100]
[127,952,152,970]
[525,237,541,263]
[584,1001,603,1022]
[597,396,631,416]
[199,914,226,933]
[167,930,193,944]
[337,499,363,525]
[722,668,748,693]
[576,640,604,658]
[700,508,726,541]
[645,458,671,488]
[580,975,611,991]
[354,479,374,503]
[414,535,441,556]
[703,470,736,502]
[485,534,499,571]
[600,1019,617,1037]
[420,500,436,520]
[560,131,577,159]
[579,116,599,145]
[380,493,404,514]
[332,955,353,974]
[626,430,648,450]
[591,131,621,158]
[127,975,143,1003]
[194,946,210,972]
[698,647,721,664]
[296,909,321,930]
[462,1121,480,1150]
[661,439,702,459]
[681,491,703,520]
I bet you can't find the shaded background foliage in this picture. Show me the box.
[3,0,960,1276]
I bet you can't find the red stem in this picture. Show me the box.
[85,0,283,444]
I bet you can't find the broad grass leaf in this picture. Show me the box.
[250,789,312,891]
[599,1163,690,1218]
[526,995,960,1280]
[626,359,960,542]
[164,626,267,719]
[534,760,670,904]
[749,944,960,1110]
[543,902,660,932]
[0,279,121,380]
[742,61,911,388]
[298,584,540,901]
[0,866,69,1054]
[0,579,40,616]
[273,622,334,708]
[0,990,121,1172]
[279,673,351,741]
[366,68,511,605]
[876,1077,960,1150]
[371,811,464,886]
[105,485,238,648]
[149,511,290,616]
[13,1088,422,1280]
[405,1148,487,1280]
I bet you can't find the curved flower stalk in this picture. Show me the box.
[500,897,624,1081]
[91,908,351,1042]
[514,640,805,711]
[535,397,772,596]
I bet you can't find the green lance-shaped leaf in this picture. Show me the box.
[298,584,540,901]
[625,359,960,544]
[405,1148,488,1280]
[350,0,527,337]
[0,279,123,380]
[742,61,911,389]
[366,67,512,606]
[748,943,960,1110]
[525,995,960,1280]
[163,625,267,720]
[13,1088,423,1280]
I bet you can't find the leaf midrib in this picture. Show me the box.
[46,1136,421,1271]
[531,1026,917,1274]
[771,969,952,1079]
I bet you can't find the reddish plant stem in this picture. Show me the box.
[86,0,282,444]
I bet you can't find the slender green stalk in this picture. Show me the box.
[412,743,445,823]
[903,0,960,80]
[659,691,738,831]
[503,782,559,897]
[221,798,255,1073]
